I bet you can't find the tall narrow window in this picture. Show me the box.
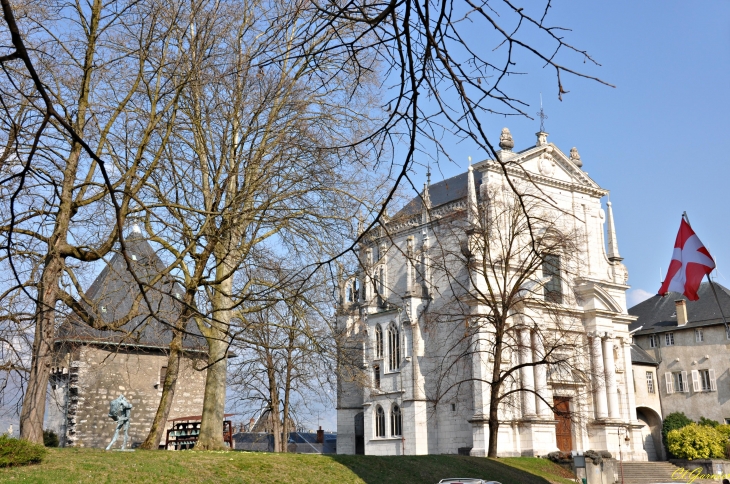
[379,267,384,296]
[695,329,704,342]
[665,332,675,346]
[695,369,716,392]
[373,365,380,389]
[375,406,385,437]
[646,371,655,394]
[160,366,168,385]
[648,334,658,348]
[388,322,400,371]
[375,325,384,359]
[542,255,563,304]
[391,404,402,437]
[672,371,687,393]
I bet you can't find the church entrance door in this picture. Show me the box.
[553,397,572,452]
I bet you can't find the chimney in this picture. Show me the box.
[316,426,324,444]
[675,299,688,326]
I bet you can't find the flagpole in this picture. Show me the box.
[683,212,730,337]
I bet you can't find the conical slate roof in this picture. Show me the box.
[57,233,206,351]
[628,282,730,335]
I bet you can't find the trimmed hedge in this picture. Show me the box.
[666,424,725,460]
[0,435,47,467]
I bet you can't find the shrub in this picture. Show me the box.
[663,411,693,456]
[716,424,730,440]
[43,429,59,448]
[698,417,720,428]
[666,423,725,460]
[0,435,47,467]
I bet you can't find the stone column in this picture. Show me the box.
[602,335,620,420]
[519,329,536,418]
[622,341,637,422]
[531,331,551,418]
[590,334,608,420]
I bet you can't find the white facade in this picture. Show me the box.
[336,130,647,459]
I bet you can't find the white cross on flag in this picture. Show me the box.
[658,218,715,301]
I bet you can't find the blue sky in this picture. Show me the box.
[402,0,730,308]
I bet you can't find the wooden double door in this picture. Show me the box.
[553,397,573,452]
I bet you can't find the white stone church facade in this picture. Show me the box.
[336,129,648,460]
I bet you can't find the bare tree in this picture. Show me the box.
[137,0,383,450]
[229,270,336,453]
[0,0,190,442]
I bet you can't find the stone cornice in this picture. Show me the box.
[481,158,607,198]
[574,277,630,291]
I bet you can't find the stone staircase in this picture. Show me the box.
[618,461,715,484]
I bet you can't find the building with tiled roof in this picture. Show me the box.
[45,228,208,448]
[629,282,730,428]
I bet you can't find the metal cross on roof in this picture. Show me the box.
[536,93,548,132]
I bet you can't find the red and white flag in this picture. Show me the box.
[658,218,715,301]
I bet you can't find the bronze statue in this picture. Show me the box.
[106,394,133,450]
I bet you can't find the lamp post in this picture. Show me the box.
[618,426,630,484]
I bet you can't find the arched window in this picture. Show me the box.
[373,365,380,389]
[375,405,385,437]
[388,322,400,371]
[390,404,402,436]
[375,325,383,359]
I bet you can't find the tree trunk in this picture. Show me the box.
[195,334,228,450]
[281,327,295,453]
[487,402,500,458]
[19,256,62,443]
[196,256,233,450]
[140,327,183,449]
[487,327,504,458]
[265,357,282,452]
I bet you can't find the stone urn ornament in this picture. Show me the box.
[106,394,133,450]
[499,127,514,151]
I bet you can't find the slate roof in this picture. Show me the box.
[630,344,658,366]
[57,233,206,351]
[395,169,483,217]
[628,282,730,335]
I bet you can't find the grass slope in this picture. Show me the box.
[0,448,576,484]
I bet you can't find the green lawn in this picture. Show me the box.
[0,448,577,484]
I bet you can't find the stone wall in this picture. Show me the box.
[669,459,730,481]
[48,344,207,448]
